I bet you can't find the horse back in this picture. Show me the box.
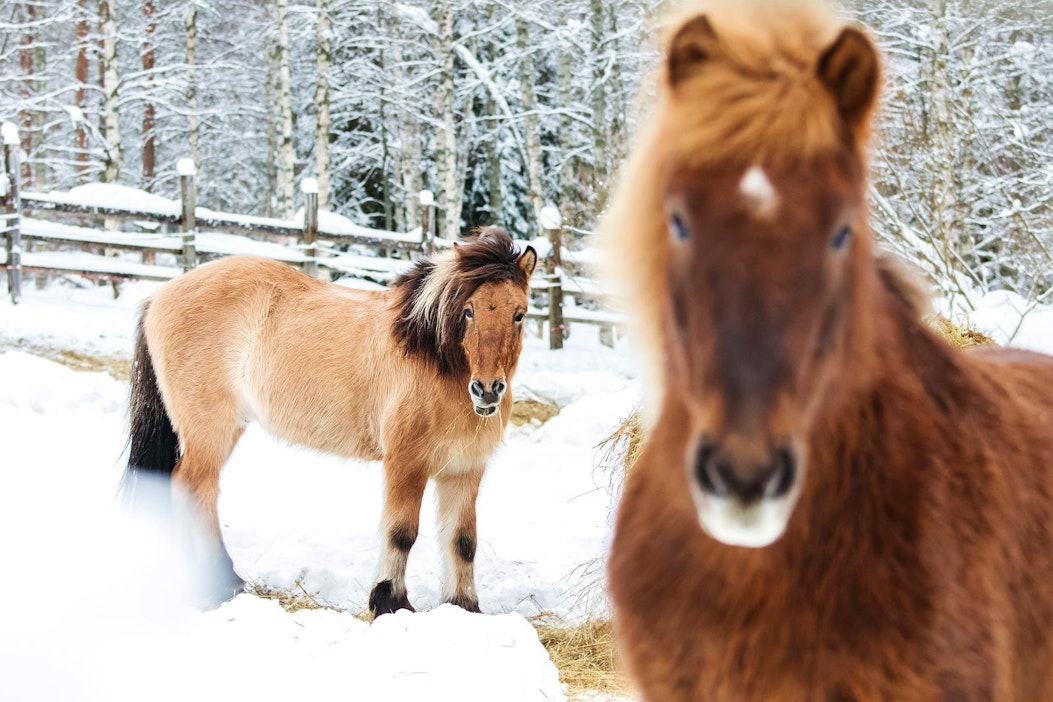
[145,256,389,457]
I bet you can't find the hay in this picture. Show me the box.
[598,405,646,476]
[510,399,561,426]
[0,340,130,379]
[247,581,333,614]
[929,314,996,350]
[531,615,630,697]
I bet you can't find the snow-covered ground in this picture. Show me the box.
[0,277,639,702]
[4,273,1053,702]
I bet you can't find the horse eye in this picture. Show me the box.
[514,312,525,323]
[831,225,853,250]
[464,308,474,319]
[669,213,690,242]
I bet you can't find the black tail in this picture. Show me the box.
[123,301,179,501]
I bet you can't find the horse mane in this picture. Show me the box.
[391,227,530,376]
[876,252,931,319]
[598,0,878,425]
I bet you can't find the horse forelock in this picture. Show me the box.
[657,0,864,172]
[392,229,529,376]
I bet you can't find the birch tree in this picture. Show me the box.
[273,0,295,218]
[184,2,200,168]
[516,16,545,235]
[432,0,460,239]
[314,0,331,210]
[98,0,120,183]
[141,0,156,186]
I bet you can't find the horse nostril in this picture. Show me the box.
[469,380,485,399]
[694,441,797,503]
[492,380,506,396]
[766,447,797,499]
[694,440,728,497]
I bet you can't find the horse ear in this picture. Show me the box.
[518,246,538,278]
[667,15,717,87]
[817,27,880,129]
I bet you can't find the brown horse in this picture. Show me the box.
[124,228,536,615]
[603,1,1053,699]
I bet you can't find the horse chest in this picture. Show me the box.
[428,419,504,475]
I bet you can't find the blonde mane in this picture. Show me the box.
[598,0,873,424]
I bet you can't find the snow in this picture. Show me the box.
[0,278,639,701]
[7,265,1048,701]
[956,289,1053,353]
[25,183,182,217]
[176,158,197,177]
[540,206,563,231]
[300,177,318,194]
[1,120,17,145]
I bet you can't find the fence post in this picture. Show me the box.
[540,205,564,350]
[418,189,435,257]
[301,178,319,277]
[2,122,22,304]
[177,158,197,271]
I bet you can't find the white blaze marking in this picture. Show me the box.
[739,166,779,218]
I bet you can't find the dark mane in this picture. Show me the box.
[391,227,530,375]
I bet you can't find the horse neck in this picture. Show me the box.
[798,270,972,549]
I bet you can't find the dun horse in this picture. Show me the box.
[604,1,1053,699]
[124,228,536,615]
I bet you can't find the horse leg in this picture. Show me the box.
[369,460,429,616]
[435,466,484,613]
[172,425,245,602]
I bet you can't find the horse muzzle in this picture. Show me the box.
[469,379,506,418]
[685,436,803,548]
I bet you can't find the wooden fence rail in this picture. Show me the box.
[1,122,621,348]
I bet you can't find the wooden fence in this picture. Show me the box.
[1,123,621,349]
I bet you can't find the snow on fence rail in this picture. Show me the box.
[1,123,621,348]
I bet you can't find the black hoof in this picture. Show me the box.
[369,579,415,616]
[446,594,482,613]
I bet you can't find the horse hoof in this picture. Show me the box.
[446,595,482,614]
[369,579,415,616]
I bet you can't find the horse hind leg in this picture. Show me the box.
[370,459,429,617]
[434,467,484,613]
[172,422,246,603]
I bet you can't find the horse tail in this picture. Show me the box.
[123,301,179,501]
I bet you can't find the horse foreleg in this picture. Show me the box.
[370,460,429,616]
[435,466,484,613]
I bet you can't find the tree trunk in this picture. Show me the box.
[263,0,276,217]
[314,0,332,211]
[433,0,460,239]
[185,2,200,169]
[516,17,545,236]
[926,0,966,292]
[142,0,157,187]
[99,0,121,183]
[18,2,35,186]
[391,8,420,232]
[274,0,295,218]
[557,20,576,230]
[486,94,502,226]
[75,0,90,182]
[589,0,608,210]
